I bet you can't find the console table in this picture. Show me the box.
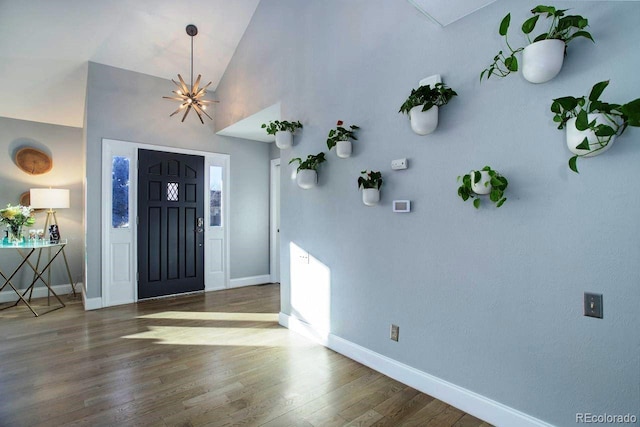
[0,240,68,316]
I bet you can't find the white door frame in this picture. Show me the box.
[101,138,230,307]
[270,158,280,283]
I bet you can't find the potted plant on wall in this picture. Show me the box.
[326,120,359,158]
[261,120,303,149]
[357,170,383,206]
[550,80,640,173]
[289,152,326,189]
[457,166,508,209]
[480,5,593,84]
[398,83,457,135]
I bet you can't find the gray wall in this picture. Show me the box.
[84,62,270,299]
[214,1,640,425]
[0,117,84,289]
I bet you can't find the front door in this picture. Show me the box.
[137,149,205,299]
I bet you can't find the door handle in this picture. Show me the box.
[197,217,204,233]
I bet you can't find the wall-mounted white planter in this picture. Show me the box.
[566,113,619,157]
[470,170,492,195]
[275,131,293,149]
[362,188,380,206]
[336,140,352,158]
[409,105,439,135]
[522,39,565,84]
[296,169,317,189]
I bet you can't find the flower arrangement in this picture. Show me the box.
[327,120,360,150]
[0,204,35,243]
[357,170,383,190]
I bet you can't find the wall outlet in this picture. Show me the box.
[391,158,408,170]
[584,292,603,319]
[390,324,399,342]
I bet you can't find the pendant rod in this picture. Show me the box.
[190,33,194,90]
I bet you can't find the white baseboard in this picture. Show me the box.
[279,312,553,427]
[82,286,102,311]
[205,285,227,292]
[0,283,79,304]
[229,274,271,289]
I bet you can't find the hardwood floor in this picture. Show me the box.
[0,284,491,427]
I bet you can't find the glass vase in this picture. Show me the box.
[8,225,23,245]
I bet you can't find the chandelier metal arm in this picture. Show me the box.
[164,24,213,123]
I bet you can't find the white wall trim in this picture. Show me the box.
[279,312,554,427]
[229,274,271,289]
[83,294,103,311]
[0,283,78,304]
[270,158,280,283]
[101,138,231,309]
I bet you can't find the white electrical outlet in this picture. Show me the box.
[391,158,408,170]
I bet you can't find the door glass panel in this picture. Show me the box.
[167,182,179,201]
[210,166,222,227]
[112,156,130,228]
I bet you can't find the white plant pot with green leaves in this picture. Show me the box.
[296,169,317,189]
[457,166,508,209]
[550,80,640,173]
[327,120,359,158]
[275,131,293,149]
[470,170,492,195]
[399,83,456,136]
[565,114,621,157]
[409,106,439,136]
[481,5,593,84]
[289,152,326,190]
[262,120,303,150]
[336,140,352,158]
[358,170,383,207]
[521,38,565,84]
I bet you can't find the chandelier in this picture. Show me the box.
[164,24,216,124]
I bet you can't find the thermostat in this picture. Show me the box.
[393,200,411,212]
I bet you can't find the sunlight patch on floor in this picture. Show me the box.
[138,311,278,322]
[122,325,309,347]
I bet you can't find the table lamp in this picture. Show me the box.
[29,188,75,297]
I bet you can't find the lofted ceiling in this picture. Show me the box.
[0,0,504,133]
[0,0,261,128]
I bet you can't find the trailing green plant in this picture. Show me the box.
[480,5,593,81]
[357,170,383,190]
[327,120,359,150]
[289,152,326,172]
[261,120,303,135]
[551,80,640,173]
[398,83,457,115]
[457,166,508,209]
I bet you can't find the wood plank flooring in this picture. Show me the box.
[0,284,491,427]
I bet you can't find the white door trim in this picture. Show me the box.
[270,158,280,283]
[101,138,230,307]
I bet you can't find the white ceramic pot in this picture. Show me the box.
[275,131,293,149]
[470,170,492,195]
[362,188,380,206]
[522,39,565,84]
[336,140,352,158]
[566,113,619,157]
[409,105,438,135]
[296,169,317,189]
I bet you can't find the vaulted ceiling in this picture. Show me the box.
[0,0,261,128]
[0,0,499,130]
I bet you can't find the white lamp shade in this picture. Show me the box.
[30,188,70,209]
